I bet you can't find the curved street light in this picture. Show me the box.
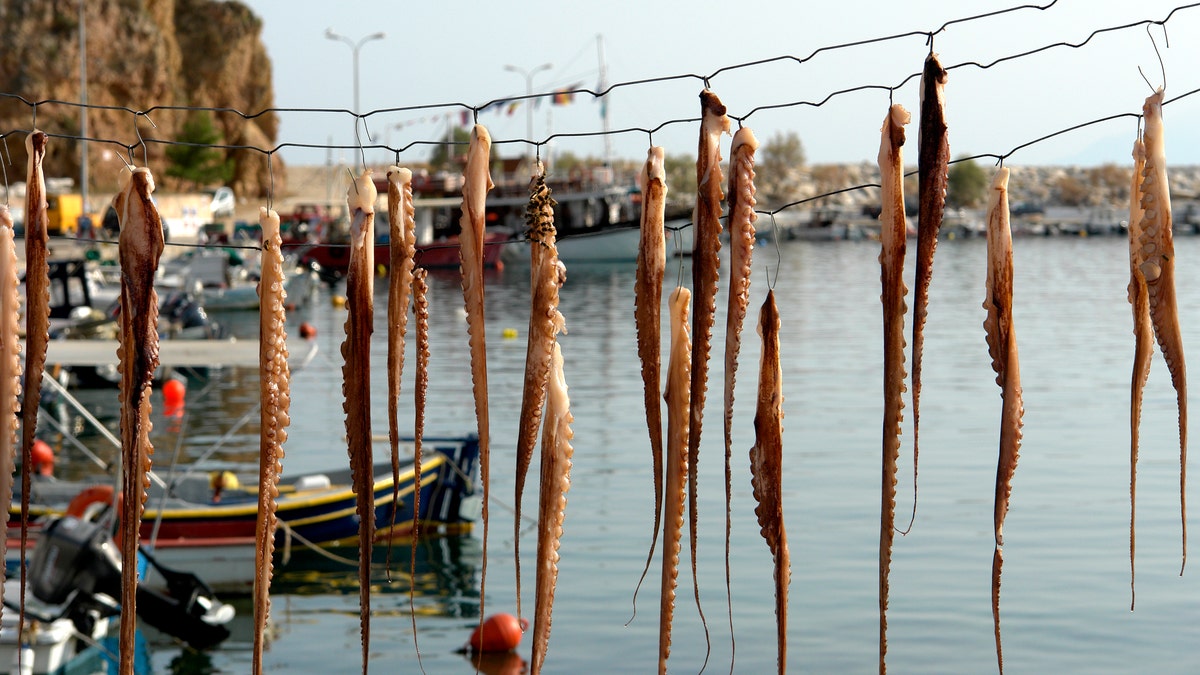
[325,28,387,115]
[504,62,552,163]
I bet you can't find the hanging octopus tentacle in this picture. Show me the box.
[252,207,291,675]
[630,146,667,618]
[1137,88,1188,575]
[877,102,911,673]
[982,167,1023,675]
[1127,135,1152,610]
[114,167,165,675]
[342,170,377,675]
[516,164,566,622]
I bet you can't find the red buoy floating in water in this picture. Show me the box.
[467,613,527,653]
[162,374,184,408]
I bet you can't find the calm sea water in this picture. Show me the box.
[62,234,1200,673]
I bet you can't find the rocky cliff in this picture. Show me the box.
[0,0,281,200]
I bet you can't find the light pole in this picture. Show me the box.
[503,62,552,166]
[325,28,386,116]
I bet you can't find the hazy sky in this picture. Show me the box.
[240,0,1200,168]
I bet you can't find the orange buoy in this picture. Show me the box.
[467,613,527,653]
[299,321,317,339]
[162,378,186,407]
[30,439,55,476]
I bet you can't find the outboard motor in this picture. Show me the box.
[28,515,233,649]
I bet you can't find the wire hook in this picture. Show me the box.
[766,212,781,291]
[672,221,689,289]
[353,116,369,171]
[266,151,275,212]
[133,112,157,167]
[0,135,9,206]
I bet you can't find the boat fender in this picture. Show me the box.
[294,474,332,492]
[467,613,527,653]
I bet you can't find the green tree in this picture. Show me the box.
[946,157,989,208]
[662,153,697,210]
[165,111,233,189]
[758,130,807,208]
[428,127,472,172]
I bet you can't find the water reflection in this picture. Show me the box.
[273,534,481,619]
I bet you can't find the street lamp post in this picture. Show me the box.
[325,28,386,116]
[503,62,552,166]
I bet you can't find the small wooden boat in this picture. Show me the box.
[8,435,481,594]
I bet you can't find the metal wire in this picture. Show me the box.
[4,0,1198,259]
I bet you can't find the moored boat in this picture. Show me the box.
[8,435,481,594]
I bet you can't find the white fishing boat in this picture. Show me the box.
[158,248,318,311]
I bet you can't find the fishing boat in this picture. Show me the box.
[0,511,235,673]
[9,435,481,594]
[10,332,481,593]
[157,247,319,311]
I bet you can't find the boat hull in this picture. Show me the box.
[300,233,508,281]
[8,435,480,594]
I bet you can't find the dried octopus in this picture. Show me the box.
[687,89,730,647]
[749,290,789,675]
[252,207,291,675]
[459,125,495,625]
[876,102,911,673]
[531,341,573,674]
[409,267,430,661]
[386,166,416,563]
[516,164,567,622]
[631,146,667,614]
[723,125,758,655]
[1127,134,1151,609]
[909,52,949,529]
[341,170,377,674]
[0,207,18,617]
[18,131,49,628]
[1136,88,1187,575]
[659,286,692,674]
[982,167,1023,674]
[113,166,166,674]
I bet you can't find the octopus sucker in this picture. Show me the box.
[530,341,573,675]
[1128,135,1151,610]
[341,170,377,674]
[723,126,758,655]
[253,207,291,675]
[410,267,430,664]
[18,131,49,631]
[687,89,730,651]
[459,124,495,625]
[0,207,20,620]
[631,146,667,617]
[1137,88,1187,575]
[909,52,949,531]
[749,290,789,675]
[659,287,692,674]
[982,167,1023,674]
[516,163,566,622]
[113,166,165,674]
[385,166,416,575]
[877,103,911,673]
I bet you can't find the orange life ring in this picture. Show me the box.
[65,485,123,539]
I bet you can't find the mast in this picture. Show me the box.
[79,0,89,214]
[596,34,612,170]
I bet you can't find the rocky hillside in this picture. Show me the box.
[0,0,280,199]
